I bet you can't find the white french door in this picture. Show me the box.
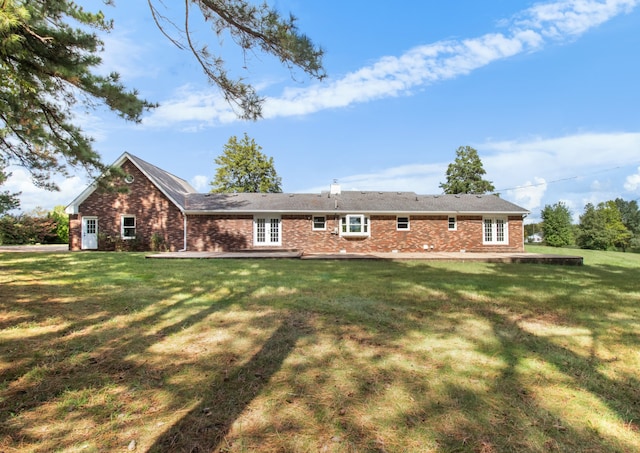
[253,216,281,246]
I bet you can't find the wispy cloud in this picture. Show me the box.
[99,32,154,81]
[144,0,639,126]
[142,84,238,128]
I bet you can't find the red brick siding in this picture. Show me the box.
[68,214,80,250]
[70,161,185,251]
[187,215,253,251]
[277,215,524,253]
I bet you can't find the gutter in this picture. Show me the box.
[178,213,188,252]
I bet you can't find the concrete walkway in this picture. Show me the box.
[0,244,69,253]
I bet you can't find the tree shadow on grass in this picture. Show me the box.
[2,253,639,451]
[148,311,312,452]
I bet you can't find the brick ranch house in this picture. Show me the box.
[66,153,530,253]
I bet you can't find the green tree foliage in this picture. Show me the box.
[0,205,68,244]
[48,205,69,243]
[0,0,156,190]
[1,0,324,190]
[577,201,632,251]
[541,202,574,247]
[149,0,325,120]
[0,161,20,214]
[613,198,640,250]
[0,212,56,245]
[439,146,495,194]
[210,133,282,193]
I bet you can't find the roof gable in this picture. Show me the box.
[124,153,196,210]
[66,152,196,214]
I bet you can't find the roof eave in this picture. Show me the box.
[183,209,529,216]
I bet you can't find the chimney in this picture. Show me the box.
[330,179,341,196]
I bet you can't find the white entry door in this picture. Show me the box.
[82,217,98,250]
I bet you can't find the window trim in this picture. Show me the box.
[312,215,326,231]
[448,216,457,231]
[121,215,136,240]
[483,216,508,245]
[396,216,410,231]
[340,214,370,237]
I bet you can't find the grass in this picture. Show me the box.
[0,247,638,452]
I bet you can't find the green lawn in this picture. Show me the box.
[0,247,639,452]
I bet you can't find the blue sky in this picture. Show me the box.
[7,0,640,222]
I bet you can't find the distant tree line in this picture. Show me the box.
[527,198,640,252]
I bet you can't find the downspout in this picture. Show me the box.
[179,213,188,252]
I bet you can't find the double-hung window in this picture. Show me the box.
[483,217,508,244]
[397,216,410,230]
[121,215,136,239]
[312,216,326,231]
[340,214,369,236]
[448,216,457,231]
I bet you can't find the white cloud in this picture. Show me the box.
[506,177,548,212]
[143,0,639,126]
[190,175,210,191]
[624,167,640,191]
[482,132,640,187]
[142,84,238,128]
[514,0,638,38]
[4,168,87,213]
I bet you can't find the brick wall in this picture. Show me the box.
[187,215,253,251]
[277,215,524,253]
[70,161,185,251]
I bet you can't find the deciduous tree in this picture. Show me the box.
[577,201,631,251]
[541,202,574,247]
[613,198,640,250]
[210,133,282,193]
[439,146,495,194]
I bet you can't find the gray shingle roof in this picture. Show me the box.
[69,153,528,216]
[126,153,196,208]
[182,191,528,215]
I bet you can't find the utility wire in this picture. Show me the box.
[493,162,640,194]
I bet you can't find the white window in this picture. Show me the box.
[312,216,326,231]
[448,216,457,231]
[121,215,136,239]
[397,216,410,230]
[340,215,369,236]
[254,216,281,246]
[483,217,508,244]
